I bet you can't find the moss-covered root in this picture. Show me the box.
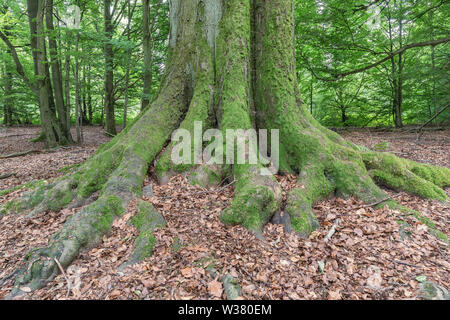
[220,165,281,236]
[1,177,77,216]
[382,201,449,243]
[120,201,165,269]
[6,195,125,298]
[188,164,227,188]
[286,164,335,237]
[362,152,450,201]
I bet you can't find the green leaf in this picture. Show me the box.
[415,275,427,283]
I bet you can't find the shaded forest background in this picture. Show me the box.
[0,0,449,141]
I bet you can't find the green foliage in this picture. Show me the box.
[0,0,169,126]
[294,0,450,128]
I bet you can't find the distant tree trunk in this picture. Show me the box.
[429,10,437,122]
[396,2,403,128]
[74,31,82,143]
[309,72,313,115]
[1,11,13,126]
[81,62,90,124]
[30,0,68,147]
[2,61,13,126]
[141,0,154,111]
[388,7,402,128]
[87,63,93,123]
[46,0,73,142]
[123,0,133,128]
[104,0,116,135]
[340,106,348,125]
[64,32,72,131]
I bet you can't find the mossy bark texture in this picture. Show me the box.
[3,0,449,297]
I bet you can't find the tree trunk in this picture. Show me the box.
[104,0,117,136]
[64,31,72,131]
[5,0,450,298]
[46,0,73,142]
[141,0,154,111]
[2,46,13,126]
[27,0,68,147]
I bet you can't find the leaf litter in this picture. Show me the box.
[0,126,448,300]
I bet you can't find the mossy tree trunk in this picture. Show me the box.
[3,0,449,298]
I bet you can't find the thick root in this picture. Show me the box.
[286,163,334,237]
[120,201,165,269]
[221,165,282,235]
[362,152,450,201]
[188,164,227,188]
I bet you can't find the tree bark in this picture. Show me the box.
[2,45,13,126]
[46,0,73,142]
[26,0,68,147]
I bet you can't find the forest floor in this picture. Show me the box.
[0,125,448,300]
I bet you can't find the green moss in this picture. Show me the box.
[0,179,46,197]
[373,142,389,151]
[128,201,165,262]
[221,184,279,232]
[92,195,124,233]
[362,152,449,201]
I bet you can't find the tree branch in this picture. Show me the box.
[305,37,450,81]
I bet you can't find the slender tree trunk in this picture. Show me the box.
[46,0,73,142]
[123,0,133,127]
[104,0,117,135]
[309,72,313,115]
[396,2,403,128]
[141,0,154,111]
[74,32,82,143]
[2,19,13,126]
[2,61,13,126]
[64,33,72,131]
[87,63,93,123]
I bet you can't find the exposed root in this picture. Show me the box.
[362,152,450,201]
[188,164,227,188]
[221,165,282,235]
[120,201,165,270]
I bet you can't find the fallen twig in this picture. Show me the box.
[0,149,40,159]
[324,218,340,242]
[0,173,14,179]
[54,257,71,299]
[341,193,403,215]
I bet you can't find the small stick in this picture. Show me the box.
[387,258,420,268]
[341,193,402,215]
[0,173,14,179]
[324,218,340,242]
[54,257,71,299]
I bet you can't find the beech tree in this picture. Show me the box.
[2,0,449,298]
